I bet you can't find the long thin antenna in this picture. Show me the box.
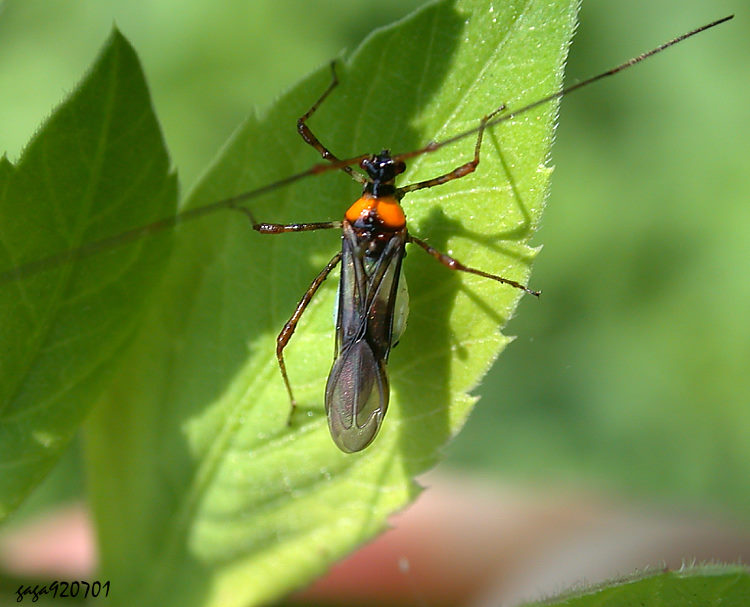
[394,14,734,161]
[0,15,733,285]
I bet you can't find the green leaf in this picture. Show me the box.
[0,29,176,521]
[84,0,577,604]
[523,565,750,607]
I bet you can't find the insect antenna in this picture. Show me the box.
[392,14,733,164]
[0,15,732,286]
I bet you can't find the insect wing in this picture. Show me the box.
[325,224,407,452]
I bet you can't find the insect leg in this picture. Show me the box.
[298,62,367,184]
[225,201,342,234]
[409,235,540,297]
[397,104,506,195]
[277,251,343,424]
[253,221,342,234]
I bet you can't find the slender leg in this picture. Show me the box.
[298,62,366,184]
[225,200,342,416]
[277,251,343,423]
[226,201,341,233]
[398,104,506,195]
[409,235,540,297]
[254,221,341,235]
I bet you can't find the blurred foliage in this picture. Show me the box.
[1,0,748,522]
[0,0,423,187]
[524,565,750,607]
[450,2,750,515]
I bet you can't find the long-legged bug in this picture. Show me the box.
[0,16,733,453]
[230,67,539,452]
[228,14,733,452]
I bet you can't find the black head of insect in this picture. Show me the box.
[360,150,406,198]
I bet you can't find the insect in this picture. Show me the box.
[0,16,733,453]
[227,67,540,452]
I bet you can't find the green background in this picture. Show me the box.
[1,0,747,519]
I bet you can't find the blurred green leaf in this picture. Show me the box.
[448,3,750,516]
[82,0,577,604]
[0,29,176,521]
[0,0,426,186]
[524,565,750,607]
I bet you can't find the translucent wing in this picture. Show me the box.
[325,223,407,452]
